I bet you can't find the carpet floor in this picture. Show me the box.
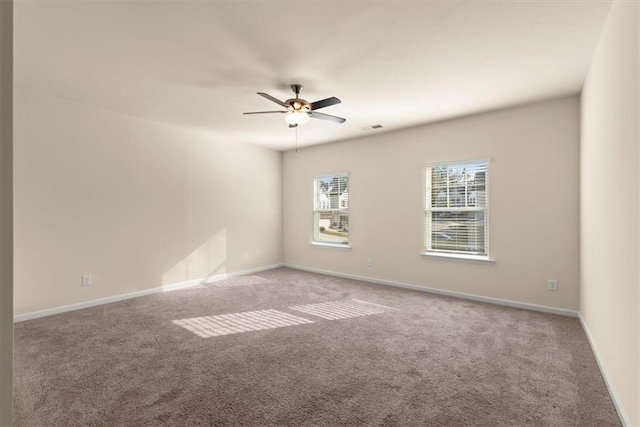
[13,268,620,426]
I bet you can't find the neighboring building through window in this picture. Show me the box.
[314,174,349,245]
[425,160,489,256]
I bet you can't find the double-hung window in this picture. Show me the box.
[313,173,349,245]
[425,160,489,257]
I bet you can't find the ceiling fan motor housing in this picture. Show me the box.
[285,98,311,113]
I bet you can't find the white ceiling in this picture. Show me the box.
[14,0,611,151]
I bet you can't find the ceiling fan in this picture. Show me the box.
[243,84,346,127]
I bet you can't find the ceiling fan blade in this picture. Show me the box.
[257,92,288,108]
[243,111,287,115]
[309,97,341,110]
[309,111,346,124]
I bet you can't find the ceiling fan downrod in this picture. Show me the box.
[291,84,303,99]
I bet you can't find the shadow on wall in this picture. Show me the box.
[161,229,227,287]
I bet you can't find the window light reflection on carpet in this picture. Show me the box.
[173,309,313,338]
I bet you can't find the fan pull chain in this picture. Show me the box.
[295,126,298,153]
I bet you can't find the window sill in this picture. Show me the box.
[421,252,495,264]
[311,242,352,251]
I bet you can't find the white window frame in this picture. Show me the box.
[423,159,494,263]
[312,172,350,249]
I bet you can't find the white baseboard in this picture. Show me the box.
[14,263,284,323]
[283,263,579,318]
[578,313,630,427]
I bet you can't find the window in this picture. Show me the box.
[314,173,349,245]
[425,160,489,257]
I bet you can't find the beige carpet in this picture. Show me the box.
[13,268,620,426]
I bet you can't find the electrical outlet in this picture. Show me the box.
[82,274,92,286]
[548,279,558,291]
[366,258,373,267]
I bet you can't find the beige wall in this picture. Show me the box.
[14,88,282,316]
[581,1,639,425]
[283,96,580,311]
[0,1,12,424]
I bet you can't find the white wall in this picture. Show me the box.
[0,0,12,424]
[14,88,282,315]
[581,1,639,425]
[283,96,580,311]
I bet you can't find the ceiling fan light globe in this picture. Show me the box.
[284,112,310,125]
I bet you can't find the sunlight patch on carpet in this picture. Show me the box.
[173,309,313,338]
[289,299,397,320]
[213,275,271,288]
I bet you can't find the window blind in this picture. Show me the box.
[425,161,489,255]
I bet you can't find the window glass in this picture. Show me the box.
[314,174,349,245]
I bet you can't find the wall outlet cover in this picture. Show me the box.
[82,275,92,286]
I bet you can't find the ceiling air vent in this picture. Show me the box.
[360,124,384,131]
